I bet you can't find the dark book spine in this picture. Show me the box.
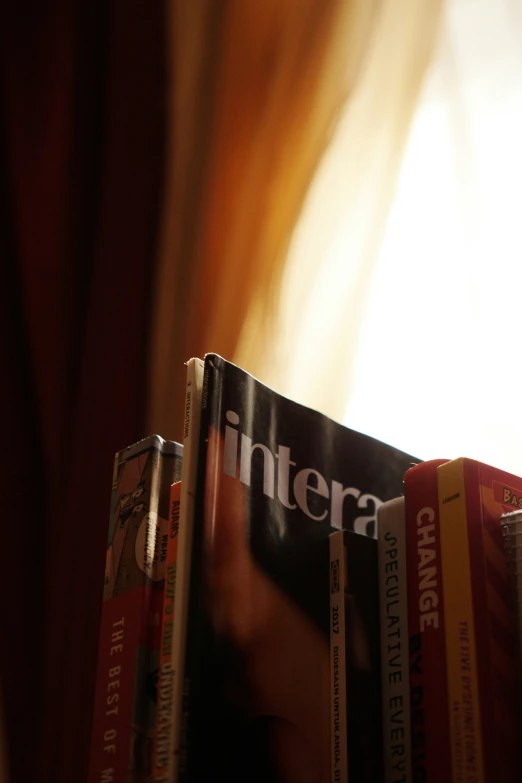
[329,530,349,783]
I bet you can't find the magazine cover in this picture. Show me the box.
[88,436,182,783]
[182,354,417,783]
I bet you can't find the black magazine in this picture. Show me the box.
[182,354,417,783]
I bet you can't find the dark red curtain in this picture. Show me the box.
[0,3,167,781]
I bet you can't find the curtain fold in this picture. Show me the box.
[148,0,443,439]
[148,0,379,442]
[234,0,444,423]
[0,3,167,782]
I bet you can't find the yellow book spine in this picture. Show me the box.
[438,459,484,783]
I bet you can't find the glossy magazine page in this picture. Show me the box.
[183,354,417,783]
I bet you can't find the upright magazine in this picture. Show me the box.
[88,435,182,783]
[182,354,417,783]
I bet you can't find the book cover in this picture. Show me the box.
[438,458,521,783]
[152,481,182,782]
[404,459,451,783]
[330,529,381,783]
[377,497,411,783]
[88,435,183,783]
[182,353,417,783]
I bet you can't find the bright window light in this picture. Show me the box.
[343,0,522,474]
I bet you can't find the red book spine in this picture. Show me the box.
[464,461,494,783]
[89,589,146,783]
[464,461,520,782]
[152,482,182,782]
[404,460,451,782]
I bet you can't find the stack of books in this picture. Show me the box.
[88,353,521,783]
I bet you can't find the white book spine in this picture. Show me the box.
[329,530,349,783]
[170,358,204,783]
[377,497,411,783]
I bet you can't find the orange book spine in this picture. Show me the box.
[404,460,452,782]
[438,459,484,783]
[151,481,182,782]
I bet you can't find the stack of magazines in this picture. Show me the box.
[87,353,522,783]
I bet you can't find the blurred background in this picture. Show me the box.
[2,1,521,781]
